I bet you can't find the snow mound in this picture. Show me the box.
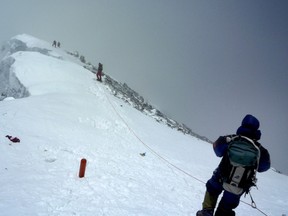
[0,34,87,100]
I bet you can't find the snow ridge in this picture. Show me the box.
[68,51,212,143]
[1,33,211,143]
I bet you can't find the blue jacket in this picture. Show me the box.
[213,135,271,172]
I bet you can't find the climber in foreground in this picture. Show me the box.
[196,114,271,216]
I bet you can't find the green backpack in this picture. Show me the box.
[221,135,260,195]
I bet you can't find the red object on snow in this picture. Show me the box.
[79,158,87,178]
[6,135,20,143]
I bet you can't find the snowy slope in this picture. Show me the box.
[0,34,287,216]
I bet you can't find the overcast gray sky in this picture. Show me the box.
[1,0,287,174]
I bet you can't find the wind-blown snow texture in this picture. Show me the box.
[0,34,287,216]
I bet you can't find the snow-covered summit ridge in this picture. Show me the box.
[1,34,59,60]
[0,34,95,97]
[0,34,211,143]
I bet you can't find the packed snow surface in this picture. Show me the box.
[0,34,287,216]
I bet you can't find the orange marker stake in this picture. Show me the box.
[79,158,87,178]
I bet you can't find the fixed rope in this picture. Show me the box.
[99,83,269,216]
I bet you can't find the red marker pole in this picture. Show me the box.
[79,158,87,178]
